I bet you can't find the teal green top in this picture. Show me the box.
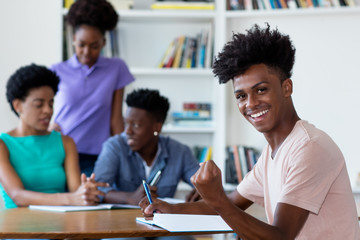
[0,131,66,208]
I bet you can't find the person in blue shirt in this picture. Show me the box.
[94,88,200,206]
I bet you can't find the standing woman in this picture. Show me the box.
[50,0,135,176]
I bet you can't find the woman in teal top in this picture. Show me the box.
[0,64,106,208]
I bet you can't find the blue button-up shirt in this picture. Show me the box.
[94,133,199,199]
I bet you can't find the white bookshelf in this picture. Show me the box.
[59,0,360,195]
[111,6,226,192]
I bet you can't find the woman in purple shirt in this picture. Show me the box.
[50,0,135,176]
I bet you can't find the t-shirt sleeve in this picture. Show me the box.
[278,140,345,214]
[115,58,135,90]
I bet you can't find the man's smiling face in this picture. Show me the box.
[233,64,291,135]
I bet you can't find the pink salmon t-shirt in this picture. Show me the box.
[238,120,360,239]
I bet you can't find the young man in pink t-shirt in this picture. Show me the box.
[140,24,360,239]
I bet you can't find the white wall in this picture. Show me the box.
[0,0,62,132]
[1,2,360,186]
[225,11,360,186]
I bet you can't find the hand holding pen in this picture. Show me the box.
[141,180,169,217]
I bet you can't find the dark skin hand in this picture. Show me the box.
[78,173,108,205]
[191,160,310,240]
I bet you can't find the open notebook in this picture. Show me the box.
[28,197,185,212]
[136,213,233,232]
[29,203,139,212]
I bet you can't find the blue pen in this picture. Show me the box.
[142,180,153,204]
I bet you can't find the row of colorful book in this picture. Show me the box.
[225,145,260,185]
[192,146,213,163]
[228,0,359,10]
[170,102,212,127]
[171,102,212,121]
[158,29,213,69]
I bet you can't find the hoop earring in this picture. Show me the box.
[154,131,158,136]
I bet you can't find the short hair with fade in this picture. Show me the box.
[125,88,170,123]
[213,23,296,84]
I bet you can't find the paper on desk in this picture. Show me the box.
[136,213,232,232]
[28,198,185,212]
[29,203,140,212]
[158,197,185,204]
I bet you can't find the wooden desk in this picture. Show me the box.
[0,208,231,239]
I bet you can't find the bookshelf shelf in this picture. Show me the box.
[162,125,216,134]
[118,9,216,20]
[62,9,216,20]
[225,5,360,18]
[130,67,213,76]
[352,186,360,194]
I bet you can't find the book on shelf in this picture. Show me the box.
[172,35,186,68]
[204,26,213,68]
[158,39,176,68]
[172,112,211,121]
[201,146,212,162]
[183,37,197,68]
[225,145,260,185]
[238,145,248,178]
[196,31,206,68]
[171,102,212,121]
[151,1,215,10]
[192,146,212,162]
[65,24,74,59]
[64,0,75,9]
[158,28,213,69]
[228,0,240,10]
[225,147,238,184]
[227,0,359,10]
[232,145,243,183]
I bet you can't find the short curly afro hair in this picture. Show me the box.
[67,0,118,35]
[126,89,170,123]
[6,64,60,117]
[213,23,296,84]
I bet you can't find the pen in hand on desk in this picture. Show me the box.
[142,180,153,204]
[150,170,162,186]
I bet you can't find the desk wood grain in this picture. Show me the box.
[0,208,231,239]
